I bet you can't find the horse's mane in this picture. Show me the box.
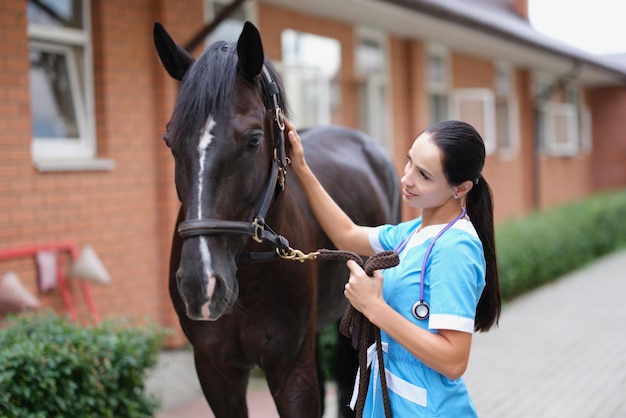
[169,40,288,143]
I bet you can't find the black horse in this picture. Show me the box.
[154,21,400,417]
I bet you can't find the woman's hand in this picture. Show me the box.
[284,118,307,176]
[344,260,386,319]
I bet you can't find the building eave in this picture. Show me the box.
[260,0,626,87]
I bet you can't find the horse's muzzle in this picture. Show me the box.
[176,269,238,321]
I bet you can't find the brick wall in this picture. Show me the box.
[0,0,41,307]
[589,86,626,191]
[0,0,202,345]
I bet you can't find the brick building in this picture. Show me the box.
[2,0,625,343]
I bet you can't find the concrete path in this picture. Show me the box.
[147,249,626,417]
[464,249,626,417]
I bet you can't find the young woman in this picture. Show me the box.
[284,119,501,416]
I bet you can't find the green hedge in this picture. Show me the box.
[496,189,626,301]
[0,312,167,418]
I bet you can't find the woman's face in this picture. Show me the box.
[401,132,454,210]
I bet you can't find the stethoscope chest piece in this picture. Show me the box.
[412,300,430,320]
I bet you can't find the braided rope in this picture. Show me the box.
[317,249,399,418]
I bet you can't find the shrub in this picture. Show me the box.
[496,189,626,301]
[0,312,167,418]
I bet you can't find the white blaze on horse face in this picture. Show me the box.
[197,116,215,220]
[197,116,217,312]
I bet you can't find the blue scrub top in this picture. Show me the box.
[361,216,486,417]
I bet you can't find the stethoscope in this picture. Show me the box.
[396,207,467,320]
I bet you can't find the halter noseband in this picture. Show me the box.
[176,65,291,257]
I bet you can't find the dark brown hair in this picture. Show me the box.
[424,120,501,332]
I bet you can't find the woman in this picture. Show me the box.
[284,119,501,416]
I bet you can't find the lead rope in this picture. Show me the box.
[315,249,399,418]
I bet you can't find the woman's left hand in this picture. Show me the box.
[344,260,385,318]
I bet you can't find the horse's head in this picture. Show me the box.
[154,21,288,321]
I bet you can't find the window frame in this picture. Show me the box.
[534,72,585,157]
[355,26,390,150]
[450,88,497,155]
[540,102,580,157]
[203,0,257,44]
[426,44,450,124]
[279,29,341,128]
[493,61,520,158]
[580,105,593,154]
[28,0,101,168]
[29,40,90,160]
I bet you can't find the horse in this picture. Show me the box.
[153,20,400,417]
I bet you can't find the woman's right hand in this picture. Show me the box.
[284,118,307,176]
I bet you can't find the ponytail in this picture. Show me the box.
[466,175,501,332]
[425,120,502,332]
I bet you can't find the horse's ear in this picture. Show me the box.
[153,21,194,81]
[237,21,265,82]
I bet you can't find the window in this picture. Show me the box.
[204,0,255,43]
[580,106,592,154]
[280,30,341,128]
[494,62,519,157]
[535,73,585,156]
[355,27,389,150]
[450,89,496,155]
[427,46,449,124]
[540,102,579,156]
[28,0,106,169]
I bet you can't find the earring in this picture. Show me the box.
[454,193,459,200]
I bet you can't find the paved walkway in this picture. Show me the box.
[147,249,626,417]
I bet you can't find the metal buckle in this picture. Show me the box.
[252,218,264,243]
[275,107,284,131]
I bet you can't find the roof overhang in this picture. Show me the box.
[261,0,626,87]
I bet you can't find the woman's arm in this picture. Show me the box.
[344,260,472,380]
[285,119,375,255]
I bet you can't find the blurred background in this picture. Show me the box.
[1,1,625,415]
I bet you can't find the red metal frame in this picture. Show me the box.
[0,241,100,323]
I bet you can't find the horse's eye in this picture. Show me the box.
[246,133,263,149]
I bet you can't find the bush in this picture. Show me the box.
[496,189,626,301]
[0,312,167,418]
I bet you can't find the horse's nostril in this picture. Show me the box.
[206,274,217,301]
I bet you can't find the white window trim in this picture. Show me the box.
[355,26,391,150]
[280,61,333,126]
[28,23,88,45]
[28,0,109,170]
[29,41,89,160]
[533,71,555,102]
[494,61,520,159]
[450,88,497,155]
[497,99,520,159]
[427,44,449,93]
[203,0,258,44]
[580,106,593,154]
[427,44,450,123]
[540,102,580,157]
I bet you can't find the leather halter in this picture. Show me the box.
[176,66,291,259]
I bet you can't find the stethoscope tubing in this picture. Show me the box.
[396,207,467,320]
